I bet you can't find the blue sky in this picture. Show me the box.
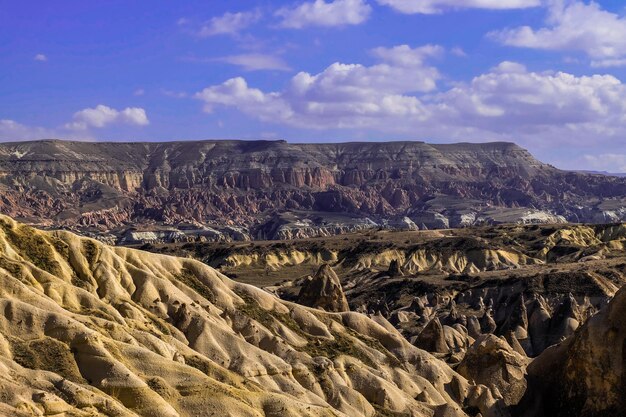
[3,0,626,171]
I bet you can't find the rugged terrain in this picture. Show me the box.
[514,284,626,417]
[0,214,514,417]
[2,217,626,416]
[2,139,626,243]
[149,222,626,360]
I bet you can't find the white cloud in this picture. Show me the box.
[34,54,47,62]
[1,105,149,142]
[276,0,371,28]
[377,0,540,14]
[66,105,149,130]
[0,119,97,142]
[591,58,626,68]
[581,154,626,173]
[0,120,56,141]
[195,44,444,128]
[451,47,467,57]
[215,53,291,71]
[198,10,261,37]
[435,62,626,133]
[196,44,440,128]
[195,77,293,119]
[370,44,443,66]
[194,50,626,149]
[491,0,626,63]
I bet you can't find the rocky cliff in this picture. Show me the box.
[513,284,626,417]
[1,139,625,241]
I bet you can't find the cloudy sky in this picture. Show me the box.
[2,0,626,171]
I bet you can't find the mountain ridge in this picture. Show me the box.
[0,139,625,242]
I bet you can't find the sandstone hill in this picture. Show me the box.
[156,222,626,359]
[141,221,626,416]
[1,215,626,416]
[297,264,350,313]
[0,214,513,417]
[2,139,626,242]
[513,284,626,417]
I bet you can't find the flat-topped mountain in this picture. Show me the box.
[1,139,625,242]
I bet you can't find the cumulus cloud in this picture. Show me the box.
[491,0,626,65]
[66,105,149,130]
[214,53,291,71]
[195,78,293,119]
[197,10,261,37]
[377,0,540,14]
[435,62,626,134]
[34,54,47,62]
[276,0,371,28]
[370,44,443,66]
[194,49,626,148]
[1,105,149,142]
[195,44,441,128]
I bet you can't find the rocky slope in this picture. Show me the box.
[2,214,626,416]
[2,139,626,241]
[157,223,626,360]
[513,284,626,417]
[0,214,513,417]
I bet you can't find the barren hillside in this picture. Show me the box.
[2,139,626,243]
[0,214,508,417]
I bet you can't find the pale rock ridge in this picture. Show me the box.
[458,335,529,407]
[0,215,507,417]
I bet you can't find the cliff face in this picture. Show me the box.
[514,285,626,417]
[0,139,544,189]
[0,139,625,239]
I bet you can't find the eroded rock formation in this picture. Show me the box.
[1,139,626,241]
[0,214,520,416]
[514,285,626,417]
[297,264,349,312]
[458,335,529,407]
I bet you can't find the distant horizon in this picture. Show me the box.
[3,1,626,172]
[4,136,626,174]
[0,137,520,146]
[0,136,537,150]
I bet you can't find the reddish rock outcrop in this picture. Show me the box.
[1,139,625,239]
